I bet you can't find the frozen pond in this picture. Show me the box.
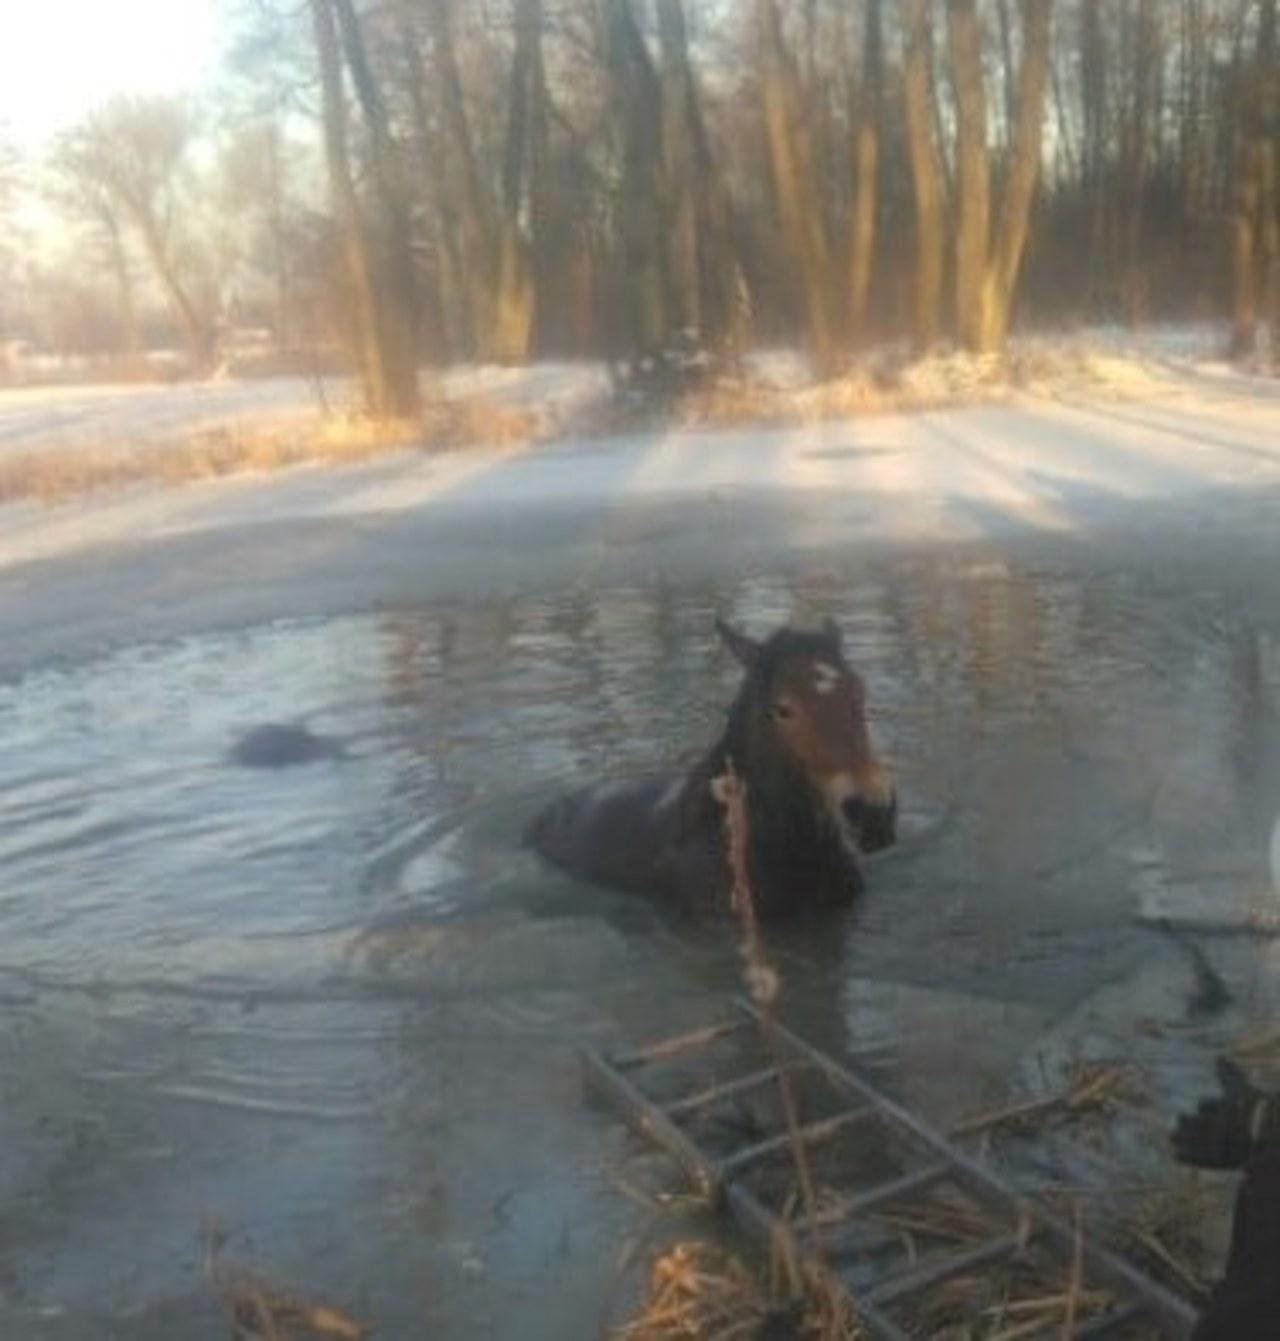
[3,557,1279,1337]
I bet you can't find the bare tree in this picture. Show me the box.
[757,0,841,370]
[217,120,297,348]
[1228,0,1277,359]
[901,0,945,351]
[416,0,538,363]
[655,0,746,357]
[598,0,740,370]
[1077,0,1110,308]
[846,0,884,347]
[52,97,216,369]
[0,133,18,232]
[310,0,420,417]
[947,0,1054,352]
[19,0,1274,373]
[1,133,28,347]
[332,0,422,396]
[600,0,673,363]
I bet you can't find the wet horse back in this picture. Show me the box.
[527,774,702,903]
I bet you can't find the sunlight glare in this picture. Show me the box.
[0,0,220,149]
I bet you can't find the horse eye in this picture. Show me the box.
[772,701,794,722]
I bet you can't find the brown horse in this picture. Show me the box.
[527,619,897,919]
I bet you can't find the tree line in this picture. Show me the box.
[2,0,1276,413]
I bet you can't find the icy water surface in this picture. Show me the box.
[1,559,1278,1337]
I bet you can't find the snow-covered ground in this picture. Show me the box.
[0,362,610,461]
[0,347,1276,575]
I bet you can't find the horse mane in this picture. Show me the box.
[679,625,847,846]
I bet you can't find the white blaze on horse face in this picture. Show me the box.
[813,662,841,695]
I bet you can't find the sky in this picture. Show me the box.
[0,0,223,152]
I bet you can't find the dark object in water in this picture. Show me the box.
[1173,1058,1280,1340]
[527,618,896,919]
[1155,918,1232,1018]
[228,722,346,769]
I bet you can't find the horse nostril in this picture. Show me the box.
[840,796,868,828]
[839,792,897,853]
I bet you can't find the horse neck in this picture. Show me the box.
[690,722,842,857]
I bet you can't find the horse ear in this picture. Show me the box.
[716,619,761,668]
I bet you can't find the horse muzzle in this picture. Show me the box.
[839,791,898,854]
[824,761,896,854]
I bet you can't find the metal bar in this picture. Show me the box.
[720,1182,914,1341]
[580,1047,723,1204]
[864,1230,1025,1307]
[722,1178,795,1245]
[719,1106,876,1175]
[1068,1299,1147,1337]
[813,1161,952,1253]
[738,1002,1199,1338]
[849,1297,916,1341]
[663,1060,810,1118]
[610,1018,744,1070]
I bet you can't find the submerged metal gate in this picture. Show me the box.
[584,1001,1199,1340]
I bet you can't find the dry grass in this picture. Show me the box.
[202,1224,372,1340]
[903,1272,1120,1341]
[614,1240,861,1341]
[1111,1172,1220,1305]
[1226,1023,1280,1069]
[662,345,1107,431]
[0,396,549,505]
[0,344,1126,506]
[950,1061,1139,1142]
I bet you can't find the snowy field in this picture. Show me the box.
[0,339,1276,576]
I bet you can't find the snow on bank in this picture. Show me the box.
[0,363,611,467]
[0,353,1277,576]
[0,337,1276,574]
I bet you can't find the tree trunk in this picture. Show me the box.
[1230,139,1262,357]
[657,0,701,342]
[1121,0,1159,325]
[311,0,418,418]
[1079,0,1109,309]
[131,208,215,370]
[947,0,1052,352]
[426,0,536,362]
[1179,0,1201,229]
[600,0,676,362]
[101,207,142,359]
[902,0,944,352]
[846,0,883,347]
[395,12,459,359]
[1254,0,1276,366]
[947,0,991,350]
[984,0,1053,350]
[331,0,421,413]
[426,0,510,360]
[994,0,1018,134]
[757,0,840,371]
[489,0,541,362]
[1229,0,1277,360]
[656,0,746,356]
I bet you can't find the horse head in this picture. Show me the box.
[715,618,897,857]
